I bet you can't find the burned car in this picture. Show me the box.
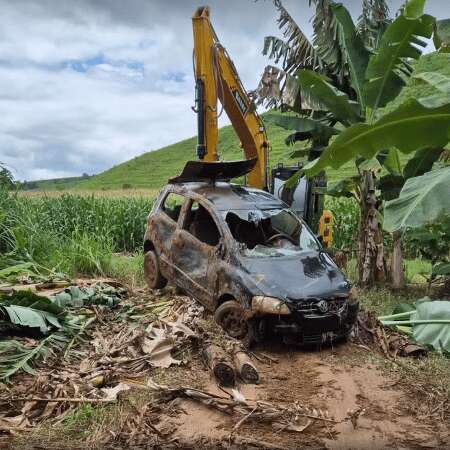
[144,160,358,345]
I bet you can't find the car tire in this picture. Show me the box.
[214,300,248,339]
[144,250,167,289]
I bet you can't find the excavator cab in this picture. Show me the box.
[270,164,330,245]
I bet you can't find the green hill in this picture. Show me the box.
[75,112,369,191]
[28,52,449,192]
[76,115,320,190]
[22,176,87,191]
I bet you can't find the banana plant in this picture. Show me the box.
[261,0,450,287]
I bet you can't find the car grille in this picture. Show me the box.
[291,298,347,315]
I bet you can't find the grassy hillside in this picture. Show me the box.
[76,107,379,191]
[28,52,448,192]
[77,116,321,190]
[21,176,87,191]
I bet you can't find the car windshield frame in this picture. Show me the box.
[221,207,321,258]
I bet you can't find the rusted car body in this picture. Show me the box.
[144,163,358,345]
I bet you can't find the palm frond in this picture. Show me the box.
[266,0,322,74]
[311,0,342,75]
[357,0,391,51]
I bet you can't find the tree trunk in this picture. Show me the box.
[390,230,405,289]
[357,171,386,287]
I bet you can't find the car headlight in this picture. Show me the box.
[252,296,290,315]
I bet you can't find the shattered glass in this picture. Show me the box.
[224,208,320,257]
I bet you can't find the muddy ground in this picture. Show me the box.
[3,283,450,450]
[160,345,449,449]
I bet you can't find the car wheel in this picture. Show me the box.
[144,250,167,289]
[214,300,248,339]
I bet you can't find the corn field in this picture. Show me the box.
[0,189,153,276]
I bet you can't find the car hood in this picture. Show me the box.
[240,251,350,301]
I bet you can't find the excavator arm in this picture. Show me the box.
[192,6,269,190]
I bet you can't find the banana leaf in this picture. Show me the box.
[0,263,35,282]
[433,19,450,52]
[383,167,450,232]
[432,262,450,276]
[379,297,450,353]
[364,0,434,111]
[0,305,61,334]
[1,290,63,315]
[0,290,64,333]
[0,314,89,381]
[304,96,450,177]
[298,70,361,125]
[413,300,450,353]
[331,3,369,108]
[50,283,125,308]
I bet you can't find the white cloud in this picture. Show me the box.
[0,0,448,180]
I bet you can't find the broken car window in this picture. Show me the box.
[162,193,185,222]
[184,201,220,247]
[225,208,319,257]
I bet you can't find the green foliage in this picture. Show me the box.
[264,113,338,145]
[0,314,89,381]
[0,164,14,190]
[0,192,152,277]
[383,167,450,232]
[434,19,450,52]
[403,219,450,263]
[402,147,443,179]
[325,196,359,250]
[305,96,450,176]
[364,5,434,111]
[380,297,450,353]
[0,304,61,334]
[332,3,370,107]
[1,290,63,315]
[56,232,113,276]
[298,70,361,125]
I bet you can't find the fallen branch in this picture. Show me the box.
[147,380,339,429]
[11,397,114,403]
[203,343,236,386]
[233,350,259,384]
[232,405,258,431]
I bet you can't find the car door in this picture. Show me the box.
[152,191,186,279]
[170,198,222,309]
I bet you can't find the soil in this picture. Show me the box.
[4,284,450,450]
[152,342,449,449]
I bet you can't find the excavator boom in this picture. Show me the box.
[192,6,269,189]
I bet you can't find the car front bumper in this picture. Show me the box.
[258,300,359,345]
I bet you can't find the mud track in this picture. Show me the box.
[4,285,449,449]
[159,342,449,449]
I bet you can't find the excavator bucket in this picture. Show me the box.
[169,158,257,184]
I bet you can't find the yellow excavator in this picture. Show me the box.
[191,6,332,247]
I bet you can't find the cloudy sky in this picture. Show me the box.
[0,0,448,181]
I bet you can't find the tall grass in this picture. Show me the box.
[0,189,153,277]
[325,196,359,251]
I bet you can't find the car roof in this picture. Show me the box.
[171,181,285,211]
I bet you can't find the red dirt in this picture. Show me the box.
[165,344,449,449]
